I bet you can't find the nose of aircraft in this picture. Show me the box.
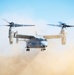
[41,41,48,47]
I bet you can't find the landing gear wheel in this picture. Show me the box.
[26,48,30,51]
[26,46,30,51]
[41,48,46,51]
[41,45,46,51]
[43,48,46,50]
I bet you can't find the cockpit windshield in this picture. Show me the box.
[35,36,47,41]
[39,38,47,41]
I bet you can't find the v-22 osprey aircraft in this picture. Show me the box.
[1,19,73,51]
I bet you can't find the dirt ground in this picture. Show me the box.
[0,41,74,75]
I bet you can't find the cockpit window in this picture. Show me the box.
[35,37,47,41]
[39,38,47,41]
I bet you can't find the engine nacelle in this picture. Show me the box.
[61,34,66,45]
[9,32,14,44]
[60,29,66,45]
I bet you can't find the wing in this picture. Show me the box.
[15,34,35,39]
[43,35,61,39]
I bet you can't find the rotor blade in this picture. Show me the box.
[2,18,10,24]
[14,24,35,27]
[47,24,61,27]
[65,25,74,27]
[0,25,10,26]
[47,23,74,28]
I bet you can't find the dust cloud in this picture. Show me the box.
[0,40,74,75]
